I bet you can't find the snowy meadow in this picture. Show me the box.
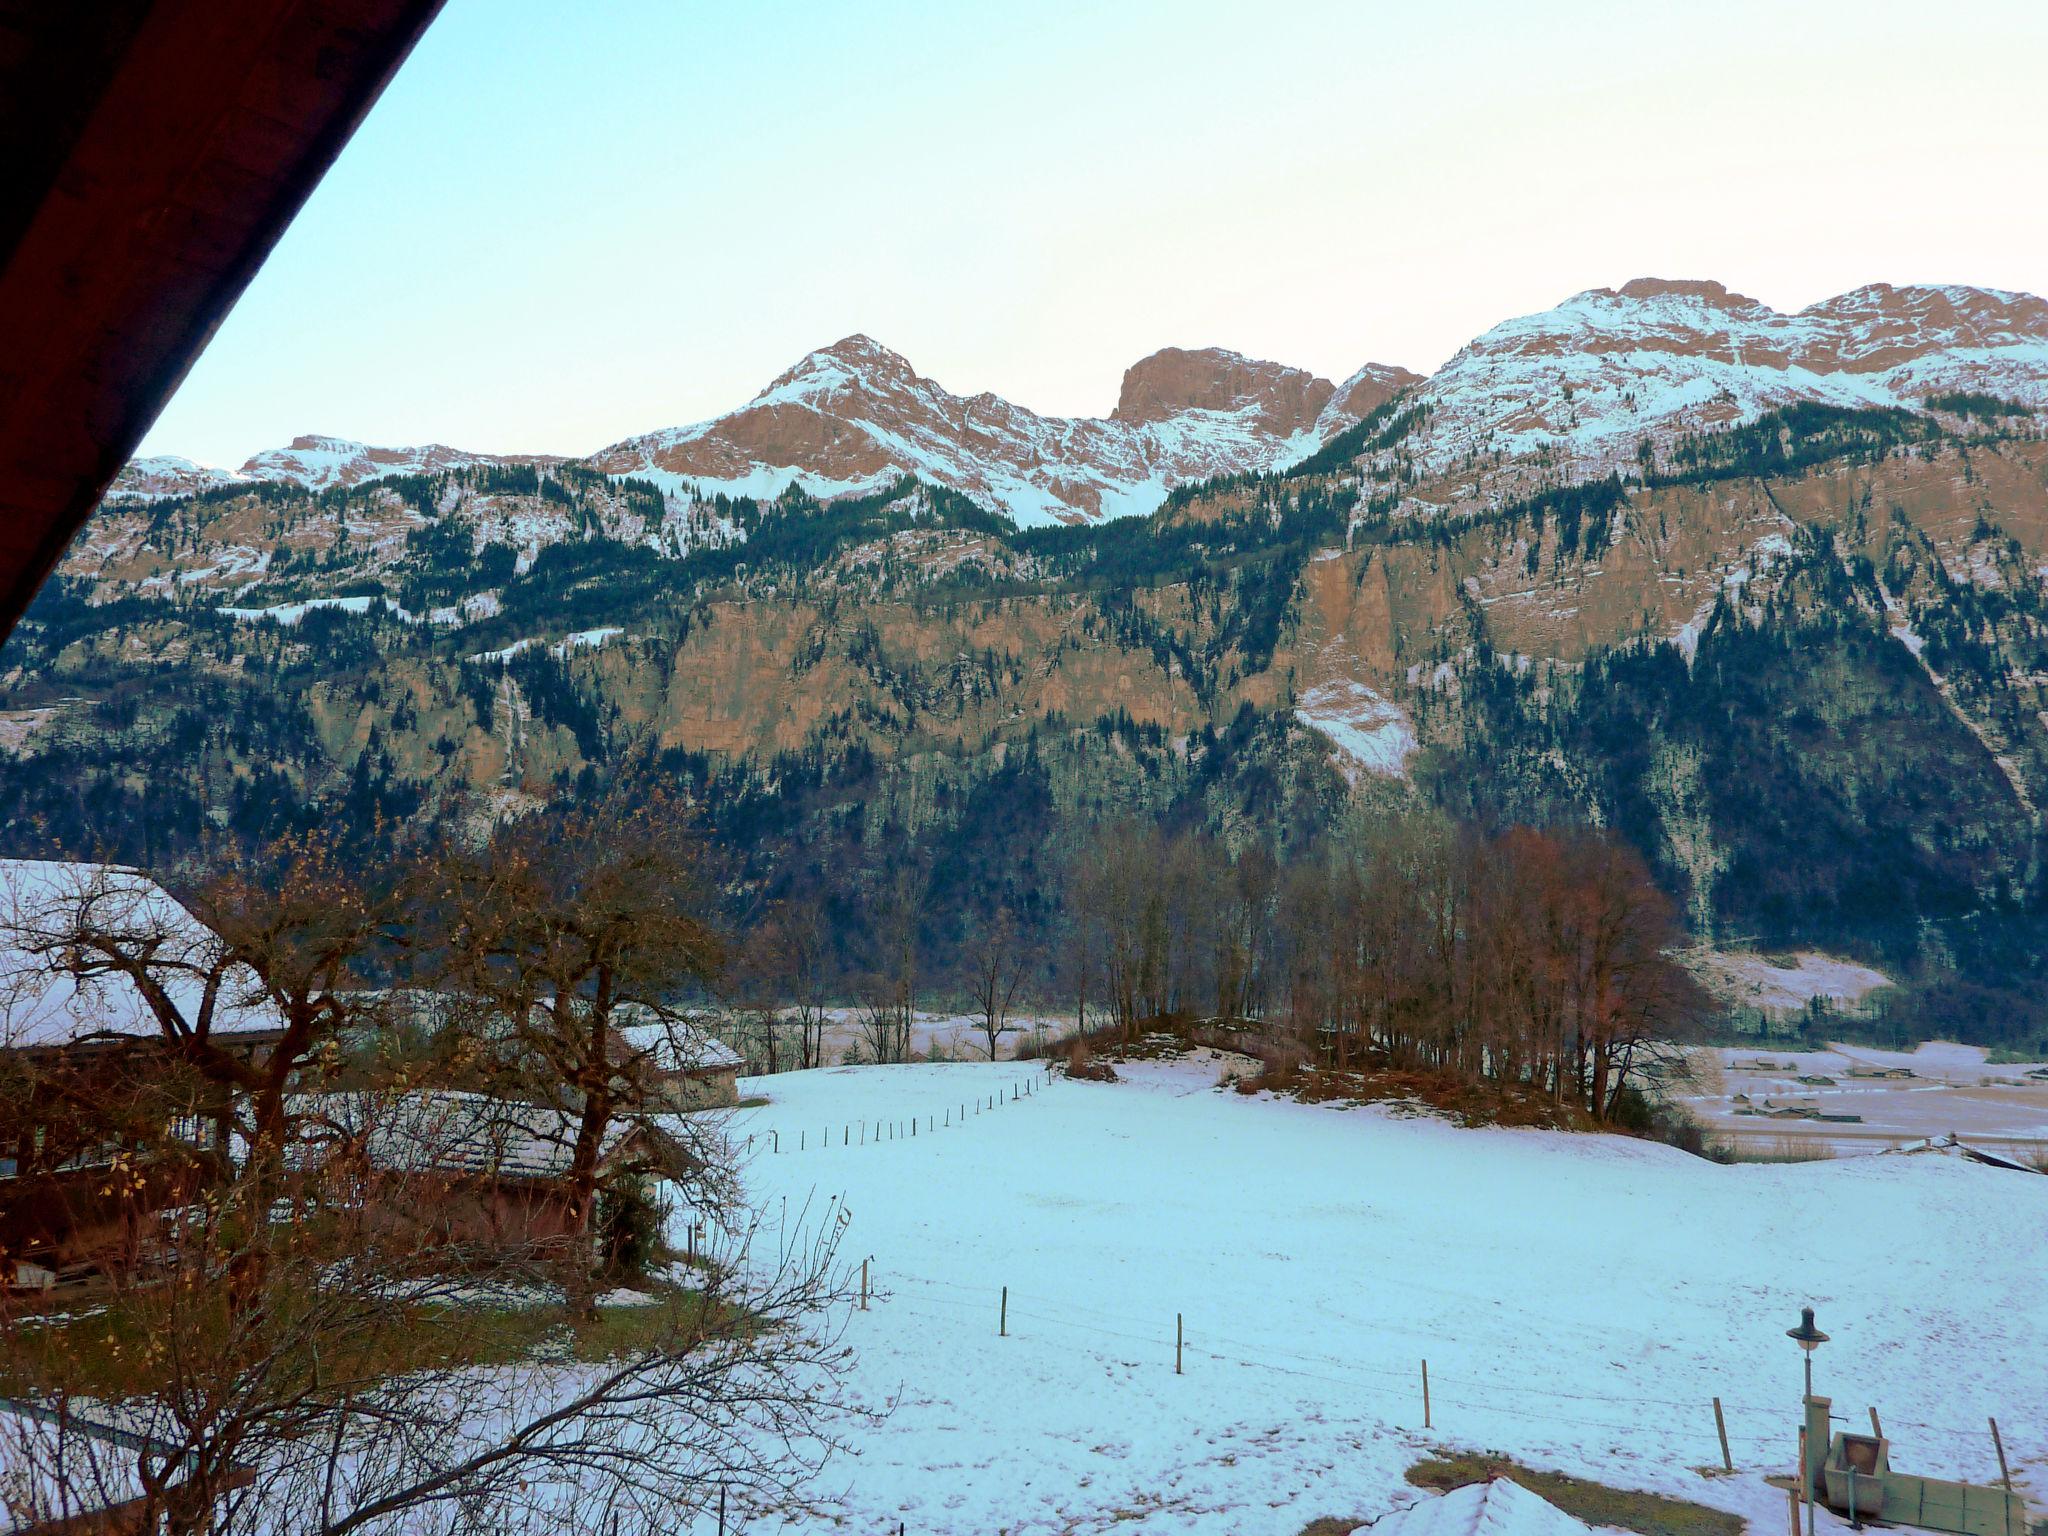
[711,1054,2048,1535]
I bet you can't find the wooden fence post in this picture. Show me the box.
[1714,1397,1732,1472]
[1990,1417,2011,1491]
[1799,1426,1809,1536]
[1176,1313,1183,1375]
[1422,1359,1431,1429]
[861,1256,868,1311]
[1000,1285,1008,1337]
[1787,1486,1800,1536]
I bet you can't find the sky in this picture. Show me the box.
[139,0,2048,469]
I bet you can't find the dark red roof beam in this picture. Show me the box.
[0,0,447,642]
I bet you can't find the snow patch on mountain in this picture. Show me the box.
[1295,679,1418,783]
[467,627,627,665]
[217,594,416,626]
[1692,949,1894,1013]
[105,455,254,504]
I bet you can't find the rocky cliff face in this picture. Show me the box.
[1110,347,1338,435]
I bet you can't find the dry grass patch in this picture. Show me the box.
[0,1285,719,1400]
[1710,1135,1837,1164]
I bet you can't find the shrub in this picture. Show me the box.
[595,1171,671,1281]
[1063,1037,1118,1082]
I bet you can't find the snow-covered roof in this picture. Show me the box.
[0,1400,196,1532]
[1366,1481,1592,1536]
[288,1090,660,1183]
[0,860,287,1050]
[611,1003,743,1074]
[1879,1134,2044,1174]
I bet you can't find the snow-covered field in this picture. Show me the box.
[710,1055,2048,1535]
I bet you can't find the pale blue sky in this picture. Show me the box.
[140,0,2048,468]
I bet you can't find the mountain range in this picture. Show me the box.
[16,276,2048,1046]
[109,279,2048,525]
[114,337,1421,525]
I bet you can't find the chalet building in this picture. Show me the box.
[287,1089,691,1258]
[352,992,743,1113]
[610,1004,743,1111]
[0,861,287,1283]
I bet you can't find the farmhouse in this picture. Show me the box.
[0,861,287,1279]
[609,1004,743,1110]
[288,1088,691,1256]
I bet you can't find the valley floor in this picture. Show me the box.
[706,1055,2048,1535]
[1689,1043,2048,1158]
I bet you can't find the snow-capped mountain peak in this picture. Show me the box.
[754,334,924,408]
[236,435,534,493]
[1378,276,2048,515]
[585,339,1414,524]
[103,455,253,504]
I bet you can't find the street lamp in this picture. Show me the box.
[1787,1305,1829,1398]
[1787,1307,1830,1536]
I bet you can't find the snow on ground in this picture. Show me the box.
[1296,679,1419,783]
[774,1008,1069,1067]
[1691,951,1893,1015]
[1373,1479,1596,1536]
[699,1056,2048,1535]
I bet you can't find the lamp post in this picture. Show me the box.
[1788,1306,1829,1536]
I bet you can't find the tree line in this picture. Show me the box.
[737,809,1707,1125]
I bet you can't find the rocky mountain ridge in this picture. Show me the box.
[110,278,2048,533]
[113,340,1420,526]
[1372,279,2048,517]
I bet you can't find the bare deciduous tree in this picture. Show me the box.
[963,906,1026,1060]
[425,789,726,1313]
